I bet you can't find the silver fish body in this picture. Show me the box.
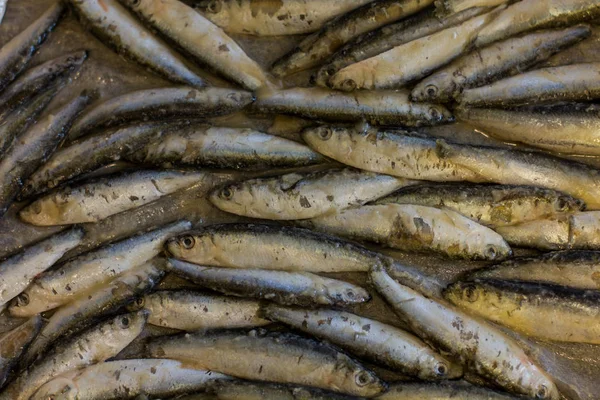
[0,315,42,388]
[377,382,518,399]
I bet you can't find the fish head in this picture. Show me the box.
[554,193,586,213]
[420,104,455,126]
[411,73,455,103]
[195,0,222,14]
[19,195,66,226]
[417,350,464,381]
[443,280,487,309]
[30,375,79,400]
[327,281,371,305]
[166,231,214,264]
[302,125,352,156]
[104,310,149,346]
[208,181,254,216]
[8,285,57,317]
[349,367,387,397]
[120,0,144,10]
[478,239,513,261]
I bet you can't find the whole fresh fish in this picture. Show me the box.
[302,204,512,260]
[263,305,463,380]
[373,183,584,228]
[168,258,371,307]
[127,125,324,169]
[445,279,600,344]
[272,0,434,77]
[315,7,489,87]
[31,359,230,400]
[209,169,414,220]
[254,87,453,127]
[19,121,173,198]
[459,63,600,106]
[0,315,42,388]
[68,0,205,87]
[195,0,375,36]
[0,310,147,400]
[21,259,165,368]
[166,223,383,273]
[329,8,501,91]
[68,87,254,139]
[0,91,92,216]
[0,2,64,92]
[456,105,600,155]
[138,290,269,331]
[147,330,386,397]
[474,0,600,48]
[411,25,591,102]
[471,251,600,289]
[20,170,206,226]
[371,266,559,400]
[9,221,190,317]
[121,0,269,90]
[0,229,83,312]
[377,382,518,399]
[435,0,508,17]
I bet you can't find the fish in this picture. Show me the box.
[411,25,591,102]
[371,265,559,400]
[30,359,231,400]
[444,279,600,344]
[0,2,64,92]
[253,87,453,127]
[138,290,270,331]
[195,0,375,36]
[0,90,92,216]
[329,7,502,91]
[9,220,190,317]
[167,258,371,307]
[0,229,83,312]
[377,381,519,399]
[272,0,434,77]
[209,168,414,220]
[315,7,490,87]
[474,0,600,48]
[127,125,324,169]
[20,170,206,226]
[19,121,173,198]
[435,0,508,17]
[121,0,269,90]
[147,330,386,397]
[459,63,600,106]
[68,87,254,139]
[373,183,584,228]
[166,223,384,273]
[263,305,463,380]
[68,0,205,87]
[0,310,147,400]
[470,251,600,289]
[20,259,165,368]
[0,315,43,388]
[302,204,512,260]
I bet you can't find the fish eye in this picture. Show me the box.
[318,127,332,140]
[429,107,442,121]
[220,187,234,200]
[555,197,569,211]
[326,66,337,77]
[463,285,479,302]
[355,371,373,387]
[206,0,221,13]
[345,289,356,299]
[435,362,448,376]
[16,293,29,307]
[484,245,498,260]
[135,297,145,307]
[425,85,438,98]
[131,0,141,6]
[575,198,586,210]
[341,79,357,91]
[117,316,130,329]
[180,235,195,249]
[536,384,549,399]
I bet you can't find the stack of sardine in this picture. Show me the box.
[1,0,600,398]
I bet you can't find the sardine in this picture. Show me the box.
[371,266,559,400]
[0,91,92,215]
[166,223,384,273]
[31,359,230,400]
[0,2,64,92]
[168,258,371,307]
[329,8,501,91]
[9,221,190,317]
[377,381,518,399]
[20,170,206,226]
[272,0,434,77]
[474,0,600,48]
[445,279,600,344]
[263,305,463,380]
[209,169,414,220]
[412,25,591,102]
[68,0,205,87]
[138,290,269,331]
[121,0,269,90]
[302,204,512,260]
[459,63,600,106]
[0,310,147,400]
[373,183,584,228]
[195,0,375,36]
[127,125,324,169]
[0,315,42,388]
[254,87,453,126]
[68,87,254,139]
[147,330,386,397]
[471,251,600,289]
[435,0,508,17]
[20,259,165,368]
[0,229,83,311]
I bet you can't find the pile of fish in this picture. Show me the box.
[1,0,600,398]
